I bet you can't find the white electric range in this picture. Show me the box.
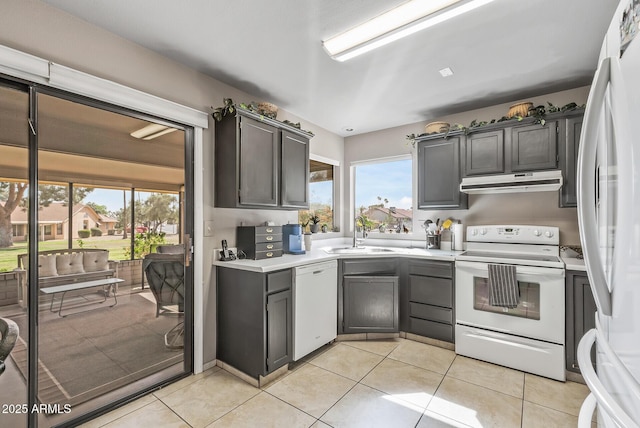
[455,225,566,381]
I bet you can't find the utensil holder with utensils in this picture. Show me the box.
[426,233,441,249]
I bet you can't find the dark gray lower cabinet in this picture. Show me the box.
[339,258,398,334]
[266,289,292,370]
[339,257,455,342]
[407,259,455,343]
[217,267,292,378]
[566,270,597,373]
[343,276,399,333]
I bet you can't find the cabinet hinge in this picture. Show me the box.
[265,303,268,311]
[266,359,269,371]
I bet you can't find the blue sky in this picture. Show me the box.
[83,189,163,213]
[355,159,412,210]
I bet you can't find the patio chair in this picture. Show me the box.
[0,317,19,376]
[156,244,184,254]
[143,253,185,349]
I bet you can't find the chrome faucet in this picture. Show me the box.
[353,216,368,248]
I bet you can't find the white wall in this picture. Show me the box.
[0,0,344,364]
[343,86,590,246]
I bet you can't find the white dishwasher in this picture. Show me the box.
[293,260,337,361]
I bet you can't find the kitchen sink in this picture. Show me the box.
[324,246,397,254]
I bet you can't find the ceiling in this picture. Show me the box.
[42,0,619,136]
[0,85,185,191]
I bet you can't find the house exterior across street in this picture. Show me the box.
[9,202,117,242]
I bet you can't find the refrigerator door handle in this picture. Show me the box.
[576,56,613,316]
[577,327,640,428]
[577,393,596,428]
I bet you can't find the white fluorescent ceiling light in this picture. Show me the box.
[130,123,177,140]
[323,0,496,62]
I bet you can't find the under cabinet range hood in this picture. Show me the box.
[459,170,563,194]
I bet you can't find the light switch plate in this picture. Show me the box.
[204,220,214,237]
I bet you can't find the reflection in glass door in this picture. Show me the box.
[34,91,191,425]
[0,79,193,427]
[0,83,30,427]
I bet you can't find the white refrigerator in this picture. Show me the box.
[577,0,640,426]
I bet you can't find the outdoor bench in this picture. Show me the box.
[15,249,121,316]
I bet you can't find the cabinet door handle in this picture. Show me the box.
[266,252,273,257]
[266,244,274,249]
[266,236,273,241]
[266,228,273,233]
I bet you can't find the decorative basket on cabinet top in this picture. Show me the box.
[425,121,450,134]
[507,102,533,118]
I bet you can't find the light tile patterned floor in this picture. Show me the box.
[81,338,591,428]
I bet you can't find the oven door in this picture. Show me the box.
[455,260,565,344]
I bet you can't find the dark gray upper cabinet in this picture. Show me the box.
[465,130,505,176]
[214,110,311,210]
[280,130,310,208]
[559,115,584,207]
[417,136,468,210]
[217,267,292,378]
[565,270,596,374]
[510,121,558,171]
[239,117,279,207]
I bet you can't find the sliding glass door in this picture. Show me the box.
[0,78,194,427]
[0,81,30,428]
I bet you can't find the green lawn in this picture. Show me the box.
[0,234,178,272]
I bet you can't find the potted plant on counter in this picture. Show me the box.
[300,217,310,234]
[309,214,321,233]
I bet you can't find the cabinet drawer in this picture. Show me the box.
[408,260,453,278]
[409,302,452,324]
[409,275,452,307]
[256,233,282,244]
[267,269,291,293]
[409,317,453,343]
[256,242,282,252]
[256,226,282,235]
[256,249,283,261]
[342,259,396,275]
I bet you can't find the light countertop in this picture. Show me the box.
[212,245,462,273]
[212,241,586,273]
[562,255,586,272]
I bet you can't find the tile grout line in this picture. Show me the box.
[261,389,325,426]
[155,378,261,427]
[312,346,392,425]
[415,353,458,426]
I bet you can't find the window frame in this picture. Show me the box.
[350,154,416,239]
[299,154,340,235]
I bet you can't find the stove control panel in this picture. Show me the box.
[467,225,559,245]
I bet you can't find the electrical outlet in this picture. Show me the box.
[204,220,214,237]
